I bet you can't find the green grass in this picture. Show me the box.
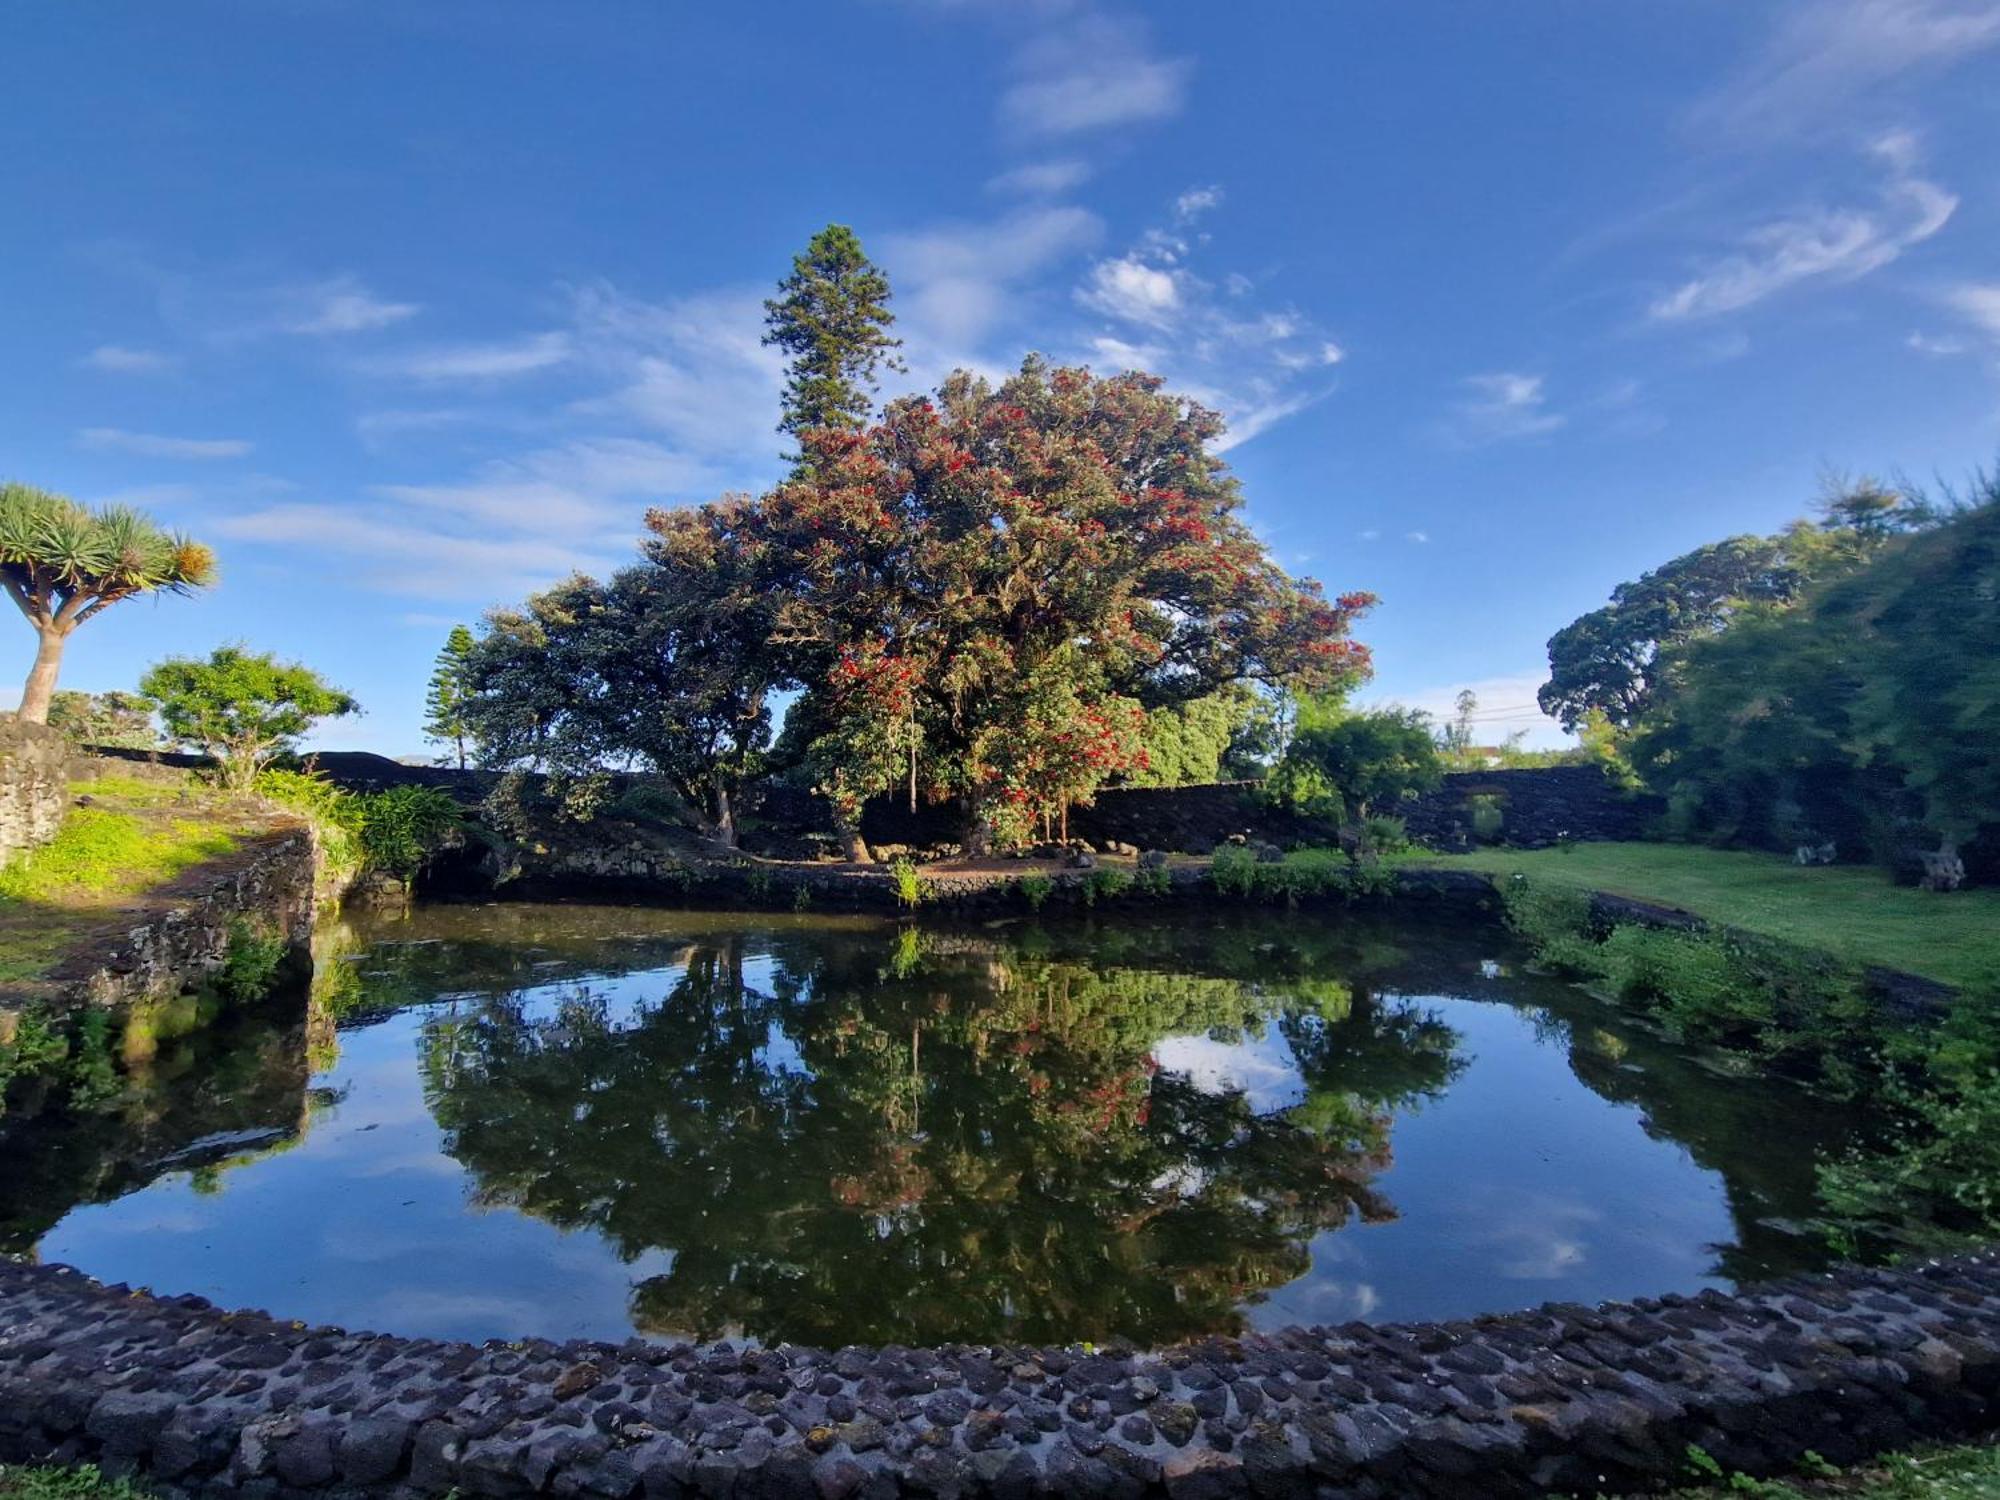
[0,1466,151,1500]
[1418,842,2000,988]
[1672,1442,2000,1498]
[0,808,238,905]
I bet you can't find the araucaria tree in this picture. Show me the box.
[424,625,478,769]
[762,224,903,445]
[141,646,358,790]
[0,484,216,723]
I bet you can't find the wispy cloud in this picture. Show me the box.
[985,159,1092,197]
[884,206,1102,355]
[80,344,176,374]
[1077,254,1184,328]
[370,331,572,382]
[1447,374,1566,445]
[1946,282,2000,341]
[1694,0,2000,139]
[998,14,1190,138]
[1648,135,1956,321]
[78,427,252,460]
[279,273,422,335]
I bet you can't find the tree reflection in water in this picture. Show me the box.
[420,926,1465,1347]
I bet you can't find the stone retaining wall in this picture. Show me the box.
[2,1253,1997,1498]
[0,718,71,867]
[41,827,320,1008]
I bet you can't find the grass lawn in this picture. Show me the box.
[1418,842,2000,989]
[0,777,269,988]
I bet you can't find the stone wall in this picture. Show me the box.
[0,717,71,867]
[2,1252,1998,1498]
[41,827,320,1009]
[1404,766,1664,851]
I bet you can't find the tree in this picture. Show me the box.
[762,224,904,447]
[1130,688,1259,787]
[423,625,477,769]
[464,518,776,847]
[1269,708,1441,825]
[723,358,1375,850]
[141,646,358,790]
[1443,689,1476,754]
[0,484,216,723]
[46,689,157,750]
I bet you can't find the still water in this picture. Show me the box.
[3,903,1852,1348]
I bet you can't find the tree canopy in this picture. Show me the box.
[141,646,358,789]
[0,484,215,723]
[422,625,477,770]
[762,224,903,445]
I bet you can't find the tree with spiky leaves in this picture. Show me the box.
[762,224,903,450]
[0,484,216,723]
[424,625,478,769]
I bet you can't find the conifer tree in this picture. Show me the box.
[762,224,903,446]
[424,624,477,769]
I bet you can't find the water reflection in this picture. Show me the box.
[14,905,1854,1346]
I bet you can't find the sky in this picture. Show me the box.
[4,1,1998,756]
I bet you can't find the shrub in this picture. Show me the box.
[1019,873,1053,910]
[1362,814,1410,854]
[356,785,461,880]
[1467,794,1505,843]
[1083,867,1132,906]
[1134,865,1172,898]
[890,857,922,908]
[1210,845,1257,897]
[212,919,288,1002]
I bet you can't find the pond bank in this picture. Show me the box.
[3,1251,1998,1498]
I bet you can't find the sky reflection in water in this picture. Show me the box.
[17,904,1851,1347]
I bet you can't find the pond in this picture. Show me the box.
[1,902,1856,1349]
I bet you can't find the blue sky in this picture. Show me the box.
[5,1,1998,755]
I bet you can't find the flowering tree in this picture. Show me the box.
[702,357,1374,850]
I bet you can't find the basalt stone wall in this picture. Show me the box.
[2,1254,1999,1499]
[1404,767,1664,852]
[40,827,319,1009]
[0,717,71,867]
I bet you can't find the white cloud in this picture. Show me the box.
[1173,185,1223,223]
[1907,330,1968,355]
[884,206,1102,352]
[81,345,176,374]
[1077,254,1184,327]
[78,427,252,460]
[1946,282,2000,341]
[1694,0,2000,137]
[278,274,421,335]
[373,331,572,381]
[1448,373,1567,444]
[1405,530,1430,544]
[1648,156,1957,320]
[985,159,1092,197]
[998,14,1190,138]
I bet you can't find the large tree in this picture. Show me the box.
[141,646,358,790]
[0,484,215,723]
[464,504,778,846]
[762,224,904,446]
[681,358,1374,850]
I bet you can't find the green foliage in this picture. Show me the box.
[211,919,287,1002]
[889,856,922,908]
[0,807,236,903]
[1270,708,1441,823]
[356,785,461,880]
[0,1463,156,1500]
[254,769,457,885]
[1083,867,1131,906]
[1130,689,1258,787]
[1467,793,1505,842]
[609,782,690,825]
[763,224,905,443]
[45,689,156,750]
[423,624,477,769]
[1209,845,1394,904]
[1134,864,1172,898]
[1019,872,1054,910]
[0,482,216,722]
[0,1010,68,1114]
[143,646,358,790]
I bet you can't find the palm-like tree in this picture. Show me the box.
[0,483,216,723]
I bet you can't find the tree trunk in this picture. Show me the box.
[16,625,67,724]
[455,733,467,772]
[836,819,871,864]
[711,777,738,849]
